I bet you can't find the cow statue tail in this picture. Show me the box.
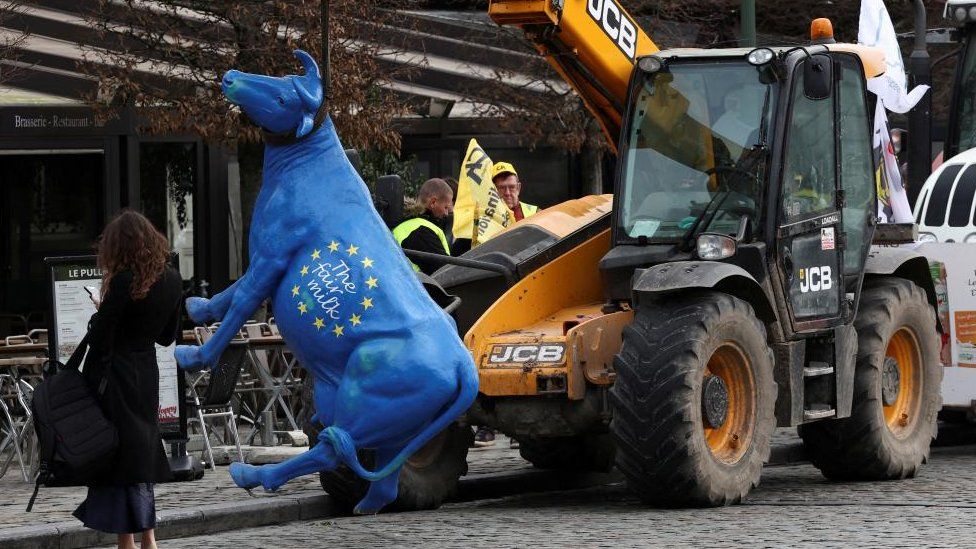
[322,360,478,482]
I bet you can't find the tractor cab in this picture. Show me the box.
[603,41,885,339]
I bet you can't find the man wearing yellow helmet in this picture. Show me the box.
[491,162,538,221]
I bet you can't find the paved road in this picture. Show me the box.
[145,445,976,548]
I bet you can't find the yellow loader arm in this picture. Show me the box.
[489,0,658,152]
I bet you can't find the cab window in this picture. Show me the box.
[781,61,836,221]
[837,55,875,275]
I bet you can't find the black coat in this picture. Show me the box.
[83,266,182,485]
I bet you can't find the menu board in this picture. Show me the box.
[48,259,102,364]
[156,344,181,433]
[46,256,184,437]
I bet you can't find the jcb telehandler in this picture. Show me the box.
[313,2,945,510]
[447,5,943,507]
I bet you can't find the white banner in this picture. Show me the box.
[859,0,923,222]
[858,0,930,114]
[872,101,915,223]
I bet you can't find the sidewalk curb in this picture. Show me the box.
[0,494,334,549]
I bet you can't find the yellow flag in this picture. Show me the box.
[473,189,513,246]
[453,139,514,247]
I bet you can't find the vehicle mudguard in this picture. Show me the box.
[863,247,941,331]
[632,261,776,323]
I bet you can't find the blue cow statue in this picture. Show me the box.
[174,50,478,514]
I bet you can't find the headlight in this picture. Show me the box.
[747,48,775,66]
[957,6,968,21]
[965,233,976,243]
[918,232,939,243]
[638,56,662,73]
[697,234,736,260]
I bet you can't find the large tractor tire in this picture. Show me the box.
[610,292,776,507]
[799,278,942,480]
[318,423,472,513]
[300,384,472,513]
[518,433,615,472]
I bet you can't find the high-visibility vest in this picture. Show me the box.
[392,217,451,272]
[521,203,539,218]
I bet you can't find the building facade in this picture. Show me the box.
[0,2,584,336]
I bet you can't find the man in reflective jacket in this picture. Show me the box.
[393,178,454,275]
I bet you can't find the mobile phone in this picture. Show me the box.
[84,286,100,306]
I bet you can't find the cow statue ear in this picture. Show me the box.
[296,112,315,138]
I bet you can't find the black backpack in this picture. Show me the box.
[26,334,118,511]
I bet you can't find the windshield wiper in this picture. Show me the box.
[679,184,731,252]
[757,84,772,148]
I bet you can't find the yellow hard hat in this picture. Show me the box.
[491,161,518,181]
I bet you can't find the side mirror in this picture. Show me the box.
[890,128,908,155]
[803,54,832,100]
[374,174,404,229]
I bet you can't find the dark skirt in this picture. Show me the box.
[73,483,157,534]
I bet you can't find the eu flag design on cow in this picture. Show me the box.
[293,241,376,337]
[173,50,478,515]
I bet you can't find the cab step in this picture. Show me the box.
[803,362,834,377]
[803,407,836,421]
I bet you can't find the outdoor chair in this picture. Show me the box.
[186,326,248,469]
[0,369,37,481]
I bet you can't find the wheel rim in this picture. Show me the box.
[405,429,448,468]
[883,327,922,438]
[703,342,756,465]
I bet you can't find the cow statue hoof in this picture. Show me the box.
[353,502,382,516]
[185,296,214,324]
[175,345,208,372]
[230,462,264,490]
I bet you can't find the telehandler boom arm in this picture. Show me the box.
[489,0,658,152]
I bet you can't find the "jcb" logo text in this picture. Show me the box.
[799,266,833,293]
[488,344,566,365]
[586,0,638,59]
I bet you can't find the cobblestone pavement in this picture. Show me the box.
[0,432,531,530]
[142,444,976,549]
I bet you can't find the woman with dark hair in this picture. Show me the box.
[72,210,182,549]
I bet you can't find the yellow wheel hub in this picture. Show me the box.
[882,327,922,438]
[703,343,756,465]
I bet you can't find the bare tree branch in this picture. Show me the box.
[0,1,30,86]
[78,0,420,151]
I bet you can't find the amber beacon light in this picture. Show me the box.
[810,18,835,43]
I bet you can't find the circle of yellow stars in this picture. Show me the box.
[294,240,378,338]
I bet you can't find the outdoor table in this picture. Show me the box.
[180,325,304,443]
[243,333,302,444]
[0,344,46,356]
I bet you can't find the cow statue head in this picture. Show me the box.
[221,49,324,138]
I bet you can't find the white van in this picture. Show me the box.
[914,148,976,243]
[908,148,976,408]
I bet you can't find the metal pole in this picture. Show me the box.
[907,0,931,207]
[740,0,756,47]
[321,0,330,101]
